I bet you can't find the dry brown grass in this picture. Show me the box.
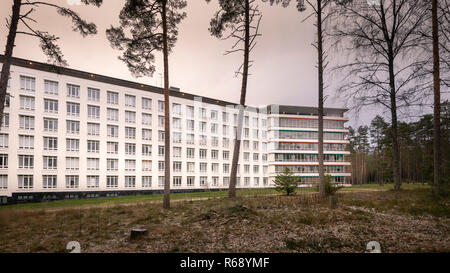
[0,189,448,253]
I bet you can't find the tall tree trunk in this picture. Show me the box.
[162,1,171,209]
[388,54,402,190]
[0,0,21,127]
[432,0,441,195]
[317,0,325,197]
[229,0,250,198]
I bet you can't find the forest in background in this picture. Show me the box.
[348,101,450,185]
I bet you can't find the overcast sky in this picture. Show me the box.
[0,0,438,128]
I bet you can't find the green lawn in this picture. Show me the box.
[0,183,431,211]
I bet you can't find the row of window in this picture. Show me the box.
[0,154,268,173]
[274,154,346,162]
[275,165,347,173]
[16,76,268,127]
[1,174,270,190]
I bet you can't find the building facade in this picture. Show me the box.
[0,56,350,204]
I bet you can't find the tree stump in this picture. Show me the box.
[330,195,338,209]
[130,228,148,241]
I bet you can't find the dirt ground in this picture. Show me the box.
[0,188,448,253]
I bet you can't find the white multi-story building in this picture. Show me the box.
[0,56,350,204]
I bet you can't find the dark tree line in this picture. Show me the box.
[348,101,450,185]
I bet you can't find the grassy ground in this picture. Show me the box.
[0,183,428,211]
[0,183,448,253]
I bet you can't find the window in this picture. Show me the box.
[244,152,250,161]
[142,176,152,187]
[212,163,219,173]
[66,175,79,188]
[125,127,136,139]
[66,120,80,134]
[18,155,34,169]
[88,88,100,101]
[173,118,181,129]
[142,113,152,125]
[158,116,164,127]
[125,176,136,187]
[20,95,35,110]
[254,177,259,186]
[158,161,164,172]
[187,148,195,158]
[0,154,8,168]
[211,110,218,120]
[125,111,136,123]
[158,100,164,112]
[253,153,259,161]
[125,143,136,155]
[158,176,165,187]
[142,160,152,171]
[43,175,57,189]
[18,175,33,189]
[222,112,229,123]
[2,113,8,127]
[186,105,194,118]
[142,98,152,110]
[4,95,9,107]
[107,125,119,137]
[0,134,8,148]
[173,132,181,143]
[66,157,79,170]
[43,156,57,169]
[211,137,219,147]
[107,176,118,188]
[20,75,35,91]
[173,161,182,172]
[253,165,259,174]
[19,135,34,149]
[125,159,136,171]
[223,138,229,148]
[244,116,249,126]
[88,105,100,118]
[199,149,207,159]
[199,135,207,146]
[223,164,230,173]
[211,150,218,159]
[66,139,79,152]
[200,163,207,173]
[125,94,136,107]
[223,125,229,136]
[200,121,207,132]
[142,144,152,156]
[87,123,100,136]
[19,115,35,130]
[200,176,207,186]
[173,146,182,157]
[187,162,195,172]
[158,145,165,156]
[87,140,100,153]
[107,108,119,121]
[87,176,99,188]
[87,158,99,170]
[187,176,195,187]
[223,177,230,187]
[212,177,219,186]
[44,99,58,113]
[44,80,58,95]
[107,91,118,104]
[223,151,230,160]
[253,141,259,150]
[172,103,181,115]
[199,108,206,119]
[158,130,165,142]
[67,84,80,98]
[173,176,182,187]
[107,159,118,171]
[107,142,118,154]
[44,118,58,132]
[186,120,194,131]
[142,129,152,140]
[67,102,80,116]
[186,133,194,145]
[211,123,218,134]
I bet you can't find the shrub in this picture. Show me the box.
[317,173,343,196]
[274,167,301,196]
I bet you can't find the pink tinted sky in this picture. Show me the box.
[0,0,385,127]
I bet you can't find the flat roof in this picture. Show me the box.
[0,55,348,114]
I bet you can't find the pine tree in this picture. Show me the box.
[274,167,301,196]
[107,0,187,209]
